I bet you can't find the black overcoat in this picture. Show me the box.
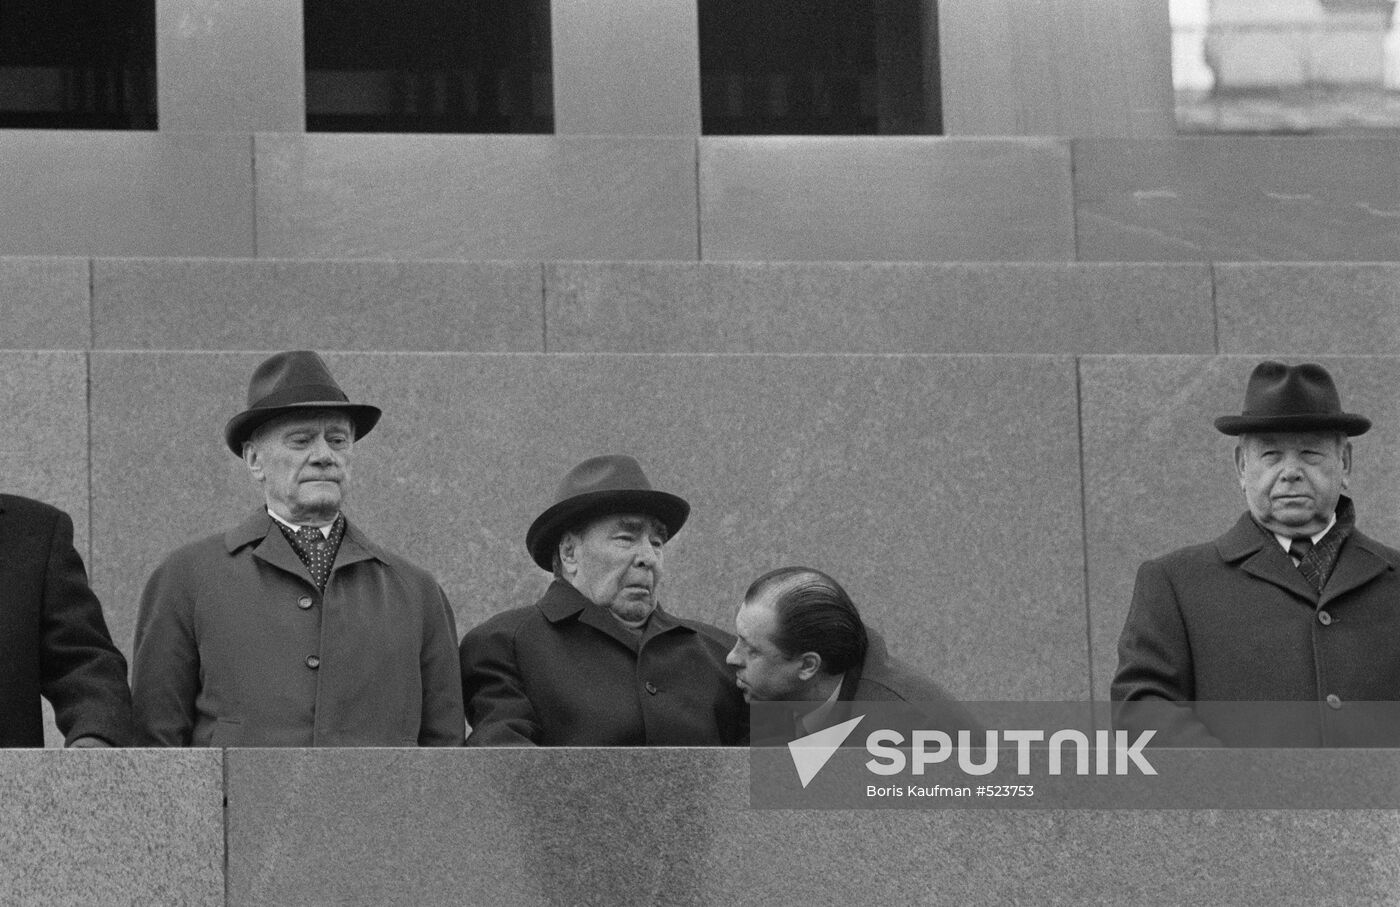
[1113,507,1400,746]
[0,494,132,746]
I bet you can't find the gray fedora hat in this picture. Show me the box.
[525,455,689,571]
[223,350,382,454]
[1215,360,1370,437]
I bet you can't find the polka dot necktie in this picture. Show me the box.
[292,523,338,592]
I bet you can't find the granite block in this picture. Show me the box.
[0,131,255,258]
[0,352,90,551]
[1216,263,1400,355]
[1074,138,1400,261]
[255,134,699,259]
[223,749,1400,906]
[551,0,700,134]
[940,0,1174,137]
[1080,355,1400,701]
[226,748,744,906]
[0,257,91,349]
[545,261,1214,353]
[92,258,544,351]
[0,750,223,906]
[698,137,1075,261]
[90,351,1087,701]
[157,0,304,131]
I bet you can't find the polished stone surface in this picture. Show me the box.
[1215,263,1400,355]
[698,137,1075,261]
[157,0,303,131]
[941,0,1174,137]
[223,748,1400,906]
[545,261,1213,353]
[0,750,223,906]
[1075,138,1400,261]
[93,258,544,351]
[255,135,699,259]
[0,257,90,349]
[551,0,699,134]
[1079,355,1400,700]
[90,351,1086,700]
[0,132,255,258]
[0,352,90,552]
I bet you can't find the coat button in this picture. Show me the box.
[305,655,321,670]
[1326,694,1341,709]
[644,681,658,695]
[297,596,314,610]
[1317,610,1332,625]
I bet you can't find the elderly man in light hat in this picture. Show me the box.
[1113,360,1400,746]
[132,351,464,746]
[460,454,747,746]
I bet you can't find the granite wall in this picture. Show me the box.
[3,748,1398,906]
[6,133,1400,261]
[6,257,1400,711]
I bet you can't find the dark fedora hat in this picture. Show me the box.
[525,454,690,571]
[223,350,382,454]
[1215,360,1370,437]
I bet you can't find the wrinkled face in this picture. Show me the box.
[245,411,353,525]
[560,513,666,623]
[1235,431,1350,537]
[726,598,811,703]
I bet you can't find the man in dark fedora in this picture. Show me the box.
[1113,360,1400,746]
[132,350,464,746]
[0,495,133,747]
[459,454,747,745]
[728,566,980,745]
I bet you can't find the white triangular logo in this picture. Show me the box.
[786,715,865,788]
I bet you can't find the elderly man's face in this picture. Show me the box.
[1235,431,1350,537]
[727,597,811,703]
[559,513,666,623]
[245,411,353,525]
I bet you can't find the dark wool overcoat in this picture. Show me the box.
[1112,507,1400,746]
[460,579,748,745]
[132,508,464,746]
[0,494,133,747]
[749,630,983,746]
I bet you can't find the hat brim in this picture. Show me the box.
[526,488,690,571]
[224,402,383,454]
[1214,413,1371,437]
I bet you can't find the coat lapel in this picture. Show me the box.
[535,579,690,654]
[1320,532,1396,606]
[227,509,318,588]
[331,520,382,573]
[228,509,384,590]
[1217,512,1317,603]
[537,580,636,651]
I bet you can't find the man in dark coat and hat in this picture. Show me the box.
[1113,360,1400,746]
[460,454,747,745]
[0,495,133,747]
[131,351,464,746]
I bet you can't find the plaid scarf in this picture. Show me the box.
[1267,496,1355,595]
[275,513,347,593]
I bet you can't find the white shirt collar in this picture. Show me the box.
[797,678,845,735]
[267,508,335,538]
[1273,512,1337,553]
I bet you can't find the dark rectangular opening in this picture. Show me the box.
[305,0,554,134]
[698,0,940,135]
[0,1,157,130]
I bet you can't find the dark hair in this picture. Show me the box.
[746,567,867,676]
